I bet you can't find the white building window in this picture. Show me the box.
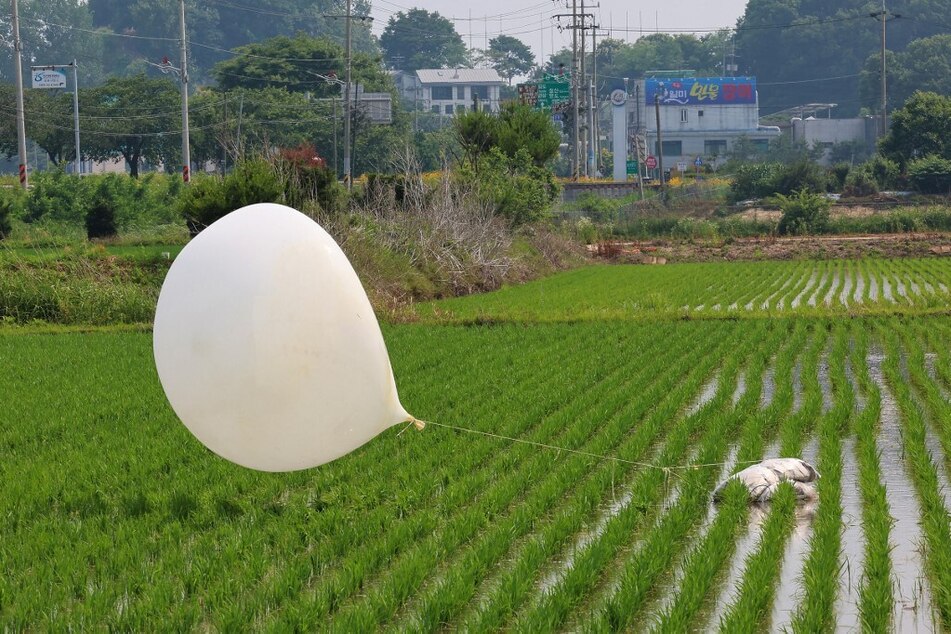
[680,109,688,123]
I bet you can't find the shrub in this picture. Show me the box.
[843,170,879,197]
[459,148,559,225]
[276,144,346,215]
[573,192,617,222]
[670,217,719,241]
[907,154,951,194]
[776,188,831,235]
[179,159,282,235]
[728,163,782,202]
[828,163,851,190]
[773,160,829,196]
[0,196,11,239]
[859,156,901,190]
[23,169,89,224]
[85,181,118,239]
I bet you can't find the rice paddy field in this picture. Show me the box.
[3,256,951,631]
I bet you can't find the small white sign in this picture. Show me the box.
[32,69,67,89]
[677,161,688,172]
[610,89,627,107]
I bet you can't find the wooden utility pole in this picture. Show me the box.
[12,0,28,187]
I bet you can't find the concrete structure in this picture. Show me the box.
[790,116,878,165]
[626,76,781,173]
[392,68,504,115]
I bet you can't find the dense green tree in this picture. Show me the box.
[861,35,951,112]
[380,9,467,72]
[478,35,535,84]
[81,74,181,177]
[736,0,951,116]
[880,91,951,168]
[87,0,375,80]
[454,103,559,169]
[0,0,107,85]
[212,35,390,98]
[0,84,78,165]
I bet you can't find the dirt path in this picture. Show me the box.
[596,233,951,263]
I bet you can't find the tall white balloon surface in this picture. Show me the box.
[153,203,414,472]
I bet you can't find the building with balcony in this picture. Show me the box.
[393,68,504,115]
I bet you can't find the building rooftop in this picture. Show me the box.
[415,68,504,85]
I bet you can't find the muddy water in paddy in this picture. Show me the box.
[807,270,829,307]
[824,271,841,307]
[687,375,720,416]
[768,436,820,632]
[760,366,776,410]
[791,272,819,309]
[839,269,853,307]
[834,436,865,631]
[868,272,880,302]
[867,352,938,631]
[853,270,866,304]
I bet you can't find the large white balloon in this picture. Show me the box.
[153,203,414,472]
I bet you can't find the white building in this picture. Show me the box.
[628,76,781,170]
[392,68,504,115]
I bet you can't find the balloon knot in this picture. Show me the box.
[410,416,426,431]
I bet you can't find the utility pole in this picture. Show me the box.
[571,0,580,179]
[655,94,665,197]
[326,4,370,188]
[179,0,191,182]
[12,0,28,188]
[71,61,80,175]
[869,2,900,138]
[344,0,352,189]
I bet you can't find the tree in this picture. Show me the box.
[479,35,534,84]
[87,0,376,80]
[862,35,951,112]
[0,0,107,85]
[880,91,951,168]
[454,103,559,169]
[211,35,389,98]
[0,84,76,166]
[380,9,467,72]
[81,74,181,177]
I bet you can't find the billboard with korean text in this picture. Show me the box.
[645,77,756,106]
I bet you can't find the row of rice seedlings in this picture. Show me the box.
[252,324,613,623]
[900,320,951,500]
[187,324,596,627]
[846,324,894,631]
[921,318,951,395]
[575,323,781,631]
[713,322,827,632]
[0,326,622,627]
[733,262,788,311]
[771,262,815,312]
[475,326,768,629]
[704,262,779,311]
[648,323,807,631]
[451,335,746,630]
[315,326,690,628]
[879,323,951,628]
[408,326,750,632]
[789,323,852,631]
[322,323,736,630]
[789,260,829,310]
[388,322,729,629]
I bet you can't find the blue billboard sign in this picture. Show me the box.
[645,77,756,106]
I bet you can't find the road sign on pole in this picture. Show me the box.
[645,155,657,170]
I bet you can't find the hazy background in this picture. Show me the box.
[370,0,750,64]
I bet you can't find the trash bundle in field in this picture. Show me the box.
[713,458,820,503]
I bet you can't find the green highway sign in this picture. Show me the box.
[626,159,638,174]
[537,80,571,108]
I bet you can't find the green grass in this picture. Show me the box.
[4,261,951,630]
